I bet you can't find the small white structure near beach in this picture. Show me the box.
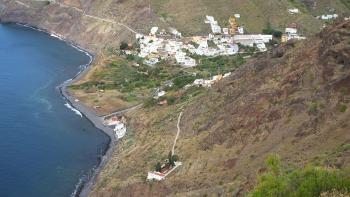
[104,116,127,139]
[114,123,127,139]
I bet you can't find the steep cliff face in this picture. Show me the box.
[89,20,350,197]
[0,0,152,52]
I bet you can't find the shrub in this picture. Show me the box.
[172,155,179,162]
[144,98,157,108]
[340,104,348,113]
[126,54,135,61]
[166,96,176,105]
[309,102,318,114]
[249,155,350,197]
[155,162,162,172]
[119,41,129,50]
[262,22,283,38]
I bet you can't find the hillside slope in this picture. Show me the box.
[0,0,349,52]
[89,20,350,196]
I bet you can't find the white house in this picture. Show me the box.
[145,58,159,66]
[175,52,196,67]
[183,57,196,67]
[256,43,267,52]
[238,26,244,34]
[223,28,229,35]
[285,27,298,35]
[211,23,222,34]
[223,72,232,78]
[205,15,215,23]
[147,172,165,181]
[169,28,182,38]
[233,34,273,46]
[288,8,299,14]
[153,90,166,99]
[150,27,159,35]
[114,123,126,139]
[321,14,338,20]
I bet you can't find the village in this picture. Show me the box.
[106,9,342,181]
[120,12,310,104]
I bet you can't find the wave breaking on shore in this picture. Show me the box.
[64,103,83,117]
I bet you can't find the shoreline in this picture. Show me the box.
[3,22,117,197]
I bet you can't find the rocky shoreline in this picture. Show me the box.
[4,22,117,197]
[60,54,117,197]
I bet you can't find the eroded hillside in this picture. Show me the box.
[89,20,350,197]
[0,0,349,52]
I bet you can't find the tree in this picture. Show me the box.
[172,154,179,162]
[155,162,162,172]
[166,96,176,105]
[119,41,129,50]
[168,151,175,166]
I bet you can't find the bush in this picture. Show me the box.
[309,102,318,114]
[155,162,162,172]
[262,22,283,38]
[172,75,196,90]
[249,155,350,197]
[144,98,157,108]
[340,104,347,113]
[166,96,176,105]
[119,41,129,50]
[126,54,135,61]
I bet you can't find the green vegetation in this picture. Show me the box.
[144,98,158,108]
[168,152,178,167]
[249,155,350,197]
[71,52,245,107]
[341,0,350,9]
[166,95,176,105]
[192,55,246,77]
[308,102,318,114]
[287,0,308,13]
[263,22,283,38]
[119,41,129,50]
[171,74,197,90]
[70,59,172,92]
[340,104,347,113]
[155,162,162,172]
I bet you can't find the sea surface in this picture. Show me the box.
[0,23,109,197]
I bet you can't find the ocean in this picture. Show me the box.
[0,23,109,197]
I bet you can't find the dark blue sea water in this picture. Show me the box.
[0,24,109,197]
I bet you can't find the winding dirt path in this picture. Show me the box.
[172,111,183,155]
[18,0,139,34]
